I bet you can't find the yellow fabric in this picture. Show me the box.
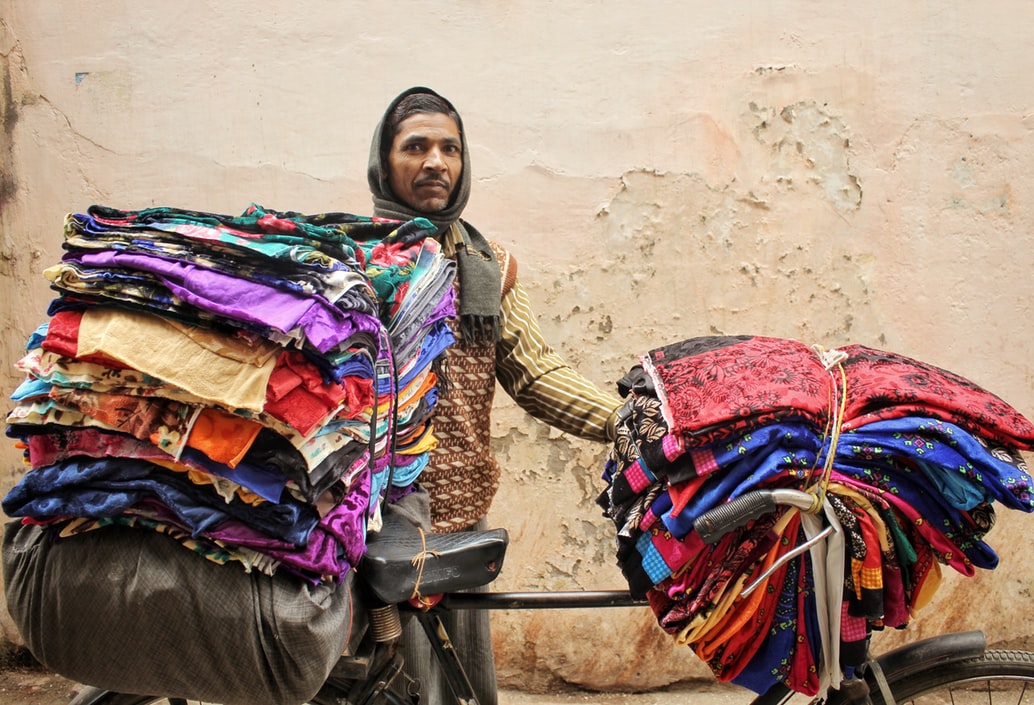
[77,307,280,412]
[911,560,942,613]
[401,430,438,456]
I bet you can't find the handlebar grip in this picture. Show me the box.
[693,491,777,545]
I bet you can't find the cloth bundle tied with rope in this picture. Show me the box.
[597,334,1034,698]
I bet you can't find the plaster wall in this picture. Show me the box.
[1,1,1033,693]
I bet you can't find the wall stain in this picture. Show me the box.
[0,41,19,213]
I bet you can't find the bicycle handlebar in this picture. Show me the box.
[692,488,821,544]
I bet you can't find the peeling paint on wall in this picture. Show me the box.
[591,163,877,348]
[750,100,863,214]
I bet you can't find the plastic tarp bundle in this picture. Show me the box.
[1,204,454,704]
[3,519,359,705]
[598,335,1034,697]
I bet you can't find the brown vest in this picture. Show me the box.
[422,243,517,533]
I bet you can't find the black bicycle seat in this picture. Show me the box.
[359,517,508,604]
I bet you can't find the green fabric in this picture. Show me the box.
[367,86,501,344]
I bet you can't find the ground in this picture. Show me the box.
[0,663,81,705]
[0,655,744,705]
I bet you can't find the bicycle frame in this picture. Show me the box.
[62,486,1000,705]
[440,589,645,610]
[62,577,994,705]
[402,590,988,705]
[395,589,647,705]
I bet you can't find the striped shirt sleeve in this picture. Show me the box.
[495,277,624,442]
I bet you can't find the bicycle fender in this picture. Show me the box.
[754,632,989,705]
[871,630,986,681]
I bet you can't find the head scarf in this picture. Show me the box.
[368,86,501,344]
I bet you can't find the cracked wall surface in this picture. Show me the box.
[3,1,1034,693]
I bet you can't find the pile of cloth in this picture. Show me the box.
[3,203,456,584]
[598,335,1034,697]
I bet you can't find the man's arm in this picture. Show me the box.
[495,278,623,442]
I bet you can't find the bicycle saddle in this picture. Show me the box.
[359,517,508,604]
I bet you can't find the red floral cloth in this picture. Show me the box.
[642,335,1034,450]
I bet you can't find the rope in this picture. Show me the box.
[409,527,441,608]
[808,344,850,508]
[813,345,848,371]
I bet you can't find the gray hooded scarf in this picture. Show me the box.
[367,86,502,345]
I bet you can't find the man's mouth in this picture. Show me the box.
[415,177,450,192]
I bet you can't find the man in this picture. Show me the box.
[368,86,623,704]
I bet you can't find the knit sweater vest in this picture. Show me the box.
[423,242,517,533]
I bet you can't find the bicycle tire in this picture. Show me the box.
[842,649,1034,705]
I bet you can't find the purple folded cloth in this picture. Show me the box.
[67,250,383,354]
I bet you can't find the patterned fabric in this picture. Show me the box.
[423,317,501,532]
[644,335,1034,450]
[600,334,1034,697]
[5,204,455,583]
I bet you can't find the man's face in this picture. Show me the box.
[387,112,463,214]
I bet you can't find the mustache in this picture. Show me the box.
[414,175,451,189]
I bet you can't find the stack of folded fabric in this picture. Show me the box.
[3,203,455,584]
[598,335,1034,697]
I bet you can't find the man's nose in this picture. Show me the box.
[424,148,446,170]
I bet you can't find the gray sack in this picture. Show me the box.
[2,520,356,705]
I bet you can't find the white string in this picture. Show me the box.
[813,345,848,370]
[808,344,850,498]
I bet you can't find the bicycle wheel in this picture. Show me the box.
[865,649,1034,705]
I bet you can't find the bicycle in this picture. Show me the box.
[63,487,1034,705]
